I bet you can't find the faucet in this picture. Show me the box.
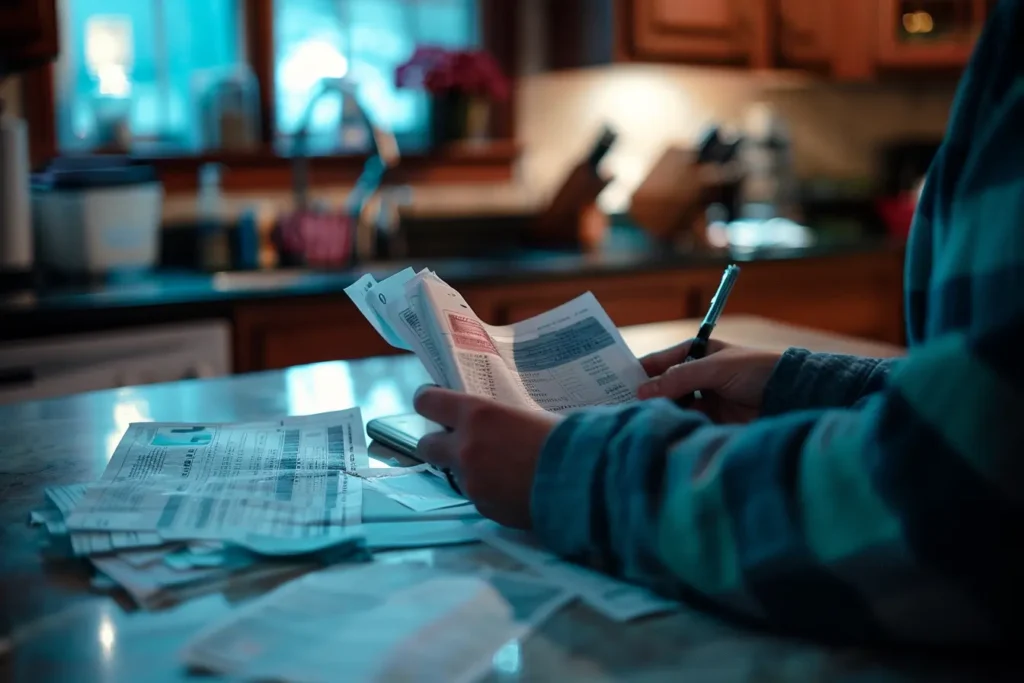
[290,77,401,262]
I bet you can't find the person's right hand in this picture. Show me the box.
[637,339,783,424]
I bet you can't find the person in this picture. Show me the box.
[413,0,1024,646]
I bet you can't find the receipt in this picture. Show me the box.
[180,563,571,683]
[364,267,418,350]
[475,521,678,622]
[64,409,368,541]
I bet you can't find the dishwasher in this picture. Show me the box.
[0,320,232,405]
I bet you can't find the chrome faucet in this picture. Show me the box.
[290,77,401,262]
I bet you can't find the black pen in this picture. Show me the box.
[678,264,740,405]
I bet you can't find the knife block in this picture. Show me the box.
[528,161,611,251]
[629,147,744,248]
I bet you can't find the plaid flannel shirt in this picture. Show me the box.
[530,0,1024,645]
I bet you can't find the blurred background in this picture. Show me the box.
[0,0,980,402]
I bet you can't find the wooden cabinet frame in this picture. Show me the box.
[0,0,58,74]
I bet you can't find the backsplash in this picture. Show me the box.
[516,63,957,213]
[7,62,957,223]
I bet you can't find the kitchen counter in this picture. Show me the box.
[7,318,1001,683]
[1,236,901,337]
[1,230,908,387]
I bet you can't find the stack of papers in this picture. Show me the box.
[346,268,648,410]
[28,408,480,608]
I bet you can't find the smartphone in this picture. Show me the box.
[365,413,443,460]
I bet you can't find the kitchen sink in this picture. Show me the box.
[211,269,315,291]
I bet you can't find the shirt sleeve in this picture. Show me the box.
[530,314,1024,645]
[761,350,899,416]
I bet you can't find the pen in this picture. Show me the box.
[678,264,740,405]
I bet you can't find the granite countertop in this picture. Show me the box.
[1,320,986,683]
[2,236,900,319]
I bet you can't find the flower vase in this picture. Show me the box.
[464,96,491,144]
[430,93,491,148]
[430,92,468,148]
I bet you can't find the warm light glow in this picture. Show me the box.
[903,11,935,34]
[918,11,934,33]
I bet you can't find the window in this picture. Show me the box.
[274,0,479,155]
[50,0,493,158]
[54,0,245,154]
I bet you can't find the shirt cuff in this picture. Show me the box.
[761,348,812,416]
[529,413,598,561]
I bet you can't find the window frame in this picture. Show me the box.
[20,0,520,190]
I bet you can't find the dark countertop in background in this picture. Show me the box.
[1,233,904,342]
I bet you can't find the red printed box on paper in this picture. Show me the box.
[447,313,498,355]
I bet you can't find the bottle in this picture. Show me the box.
[196,164,231,271]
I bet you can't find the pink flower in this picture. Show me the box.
[395,46,509,101]
[395,45,451,90]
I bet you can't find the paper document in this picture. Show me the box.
[92,555,247,606]
[349,269,648,412]
[359,520,480,550]
[475,521,678,622]
[359,469,471,513]
[180,563,571,683]
[64,410,368,541]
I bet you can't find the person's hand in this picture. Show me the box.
[637,339,782,424]
[412,386,562,529]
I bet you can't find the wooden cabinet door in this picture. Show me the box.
[777,0,835,69]
[233,297,403,373]
[482,270,706,329]
[875,0,987,70]
[628,0,770,67]
[502,289,692,329]
[0,0,58,73]
[704,252,906,345]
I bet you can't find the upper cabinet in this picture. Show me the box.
[543,0,998,81]
[0,0,59,75]
[775,0,834,70]
[626,0,770,67]
[875,0,988,70]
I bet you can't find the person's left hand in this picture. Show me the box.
[412,386,562,529]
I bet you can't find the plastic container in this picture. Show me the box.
[32,160,163,274]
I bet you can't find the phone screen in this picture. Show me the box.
[365,413,443,460]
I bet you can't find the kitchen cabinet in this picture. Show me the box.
[625,0,770,67]
[543,0,997,80]
[231,250,906,373]
[776,0,834,70]
[708,251,906,344]
[875,0,988,71]
[0,0,58,74]
[481,270,705,328]
[233,298,405,373]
